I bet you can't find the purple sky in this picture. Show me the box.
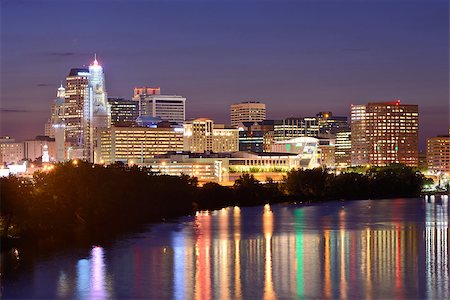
[1,0,448,149]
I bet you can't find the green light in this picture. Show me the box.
[294,209,304,298]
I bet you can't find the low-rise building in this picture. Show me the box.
[0,137,24,165]
[100,126,184,164]
[183,118,238,153]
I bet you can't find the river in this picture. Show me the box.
[1,198,449,299]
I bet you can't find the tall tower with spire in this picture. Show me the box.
[45,83,66,138]
[82,54,110,162]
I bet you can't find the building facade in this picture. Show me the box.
[0,137,24,165]
[351,100,418,167]
[100,126,184,164]
[134,88,186,123]
[271,137,321,169]
[45,84,66,138]
[183,118,239,153]
[316,112,349,138]
[64,68,90,147]
[238,120,275,153]
[273,117,319,142]
[108,98,139,126]
[335,130,351,168]
[427,135,450,173]
[230,101,266,127]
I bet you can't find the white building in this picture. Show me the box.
[135,93,186,124]
[271,137,320,169]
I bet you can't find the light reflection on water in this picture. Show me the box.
[2,198,449,299]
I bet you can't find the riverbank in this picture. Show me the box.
[1,161,427,253]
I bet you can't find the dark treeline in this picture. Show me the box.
[1,161,426,247]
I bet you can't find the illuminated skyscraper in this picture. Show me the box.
[84,56,110,162]
[45,83,66,138]
[351,100,419,167]
[64,68,90,147]
[350,104,367,166]
[59,56,110,162]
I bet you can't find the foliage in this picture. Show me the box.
[283,164,425,200]
[0,162,426,245]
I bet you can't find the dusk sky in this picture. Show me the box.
[1,0,448,149]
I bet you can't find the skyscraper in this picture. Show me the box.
[230,101,266,127]
[350,104,367,166]
[84,56,110,163]
[64,68,90,147]
[45,83,66,138]
[59,56,110,162]
[351,100,419,167]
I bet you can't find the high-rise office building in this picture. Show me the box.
[230,101,266,127]
[427,135,450,173]
[64,68,90,146]
[133,86,185,123]
[108,98,139,126]
[183,118,239,153]
[350,104,367,166]
[273,117,319,142]
[335,129,351,168]
[60,57,110,163]
[351,100,418,167]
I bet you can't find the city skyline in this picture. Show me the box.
[1,0,449,148]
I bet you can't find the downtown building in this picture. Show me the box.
[273,117,319,142]
[47,57,110,163]
[230,101,266,127]
[133,86,186,124]
[0,137,24,165]
[100,125,184,164]
[238,120,275,153]
[427,134,450,173]
[183,118,239,153]
[108,97,139,126]
[350,100,419,167]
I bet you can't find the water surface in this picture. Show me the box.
[2,198,449,299]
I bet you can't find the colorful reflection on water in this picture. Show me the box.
[2,198,449,299]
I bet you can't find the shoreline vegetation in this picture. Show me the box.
[1,161,428,251]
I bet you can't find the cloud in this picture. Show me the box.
[37,83,53,87]
[0,108,30,113]
[46,52,77,57]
